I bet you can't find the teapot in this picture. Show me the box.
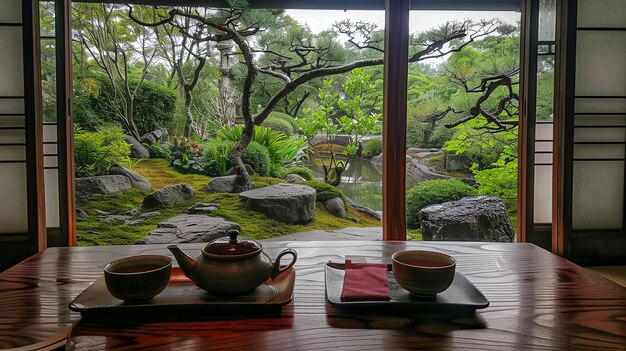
[167,230,297,295]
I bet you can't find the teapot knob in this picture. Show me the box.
[228,229,239,244]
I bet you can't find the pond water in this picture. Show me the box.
[301,155,417,211]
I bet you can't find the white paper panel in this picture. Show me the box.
[578,0,626,28]
[44,156,58,168]
[43,143,57,155]
[574,127,625,143]
[535,123,553,140]
[0,129,25,144]
[575,115,626,126]
[44,169,59,228]
[0,163,28,233]
[575,98,626,114]
[0,98,24,114]
[0,0,22,23]
[534,153,553,164]
[572,161,624,229]
[534,165,552,223]
[0,27,24,97]
[43,124,57,143]
[535,141,553,152]
[538,0,556,41]
[574,144,625,159]
[0,146,25,161]
[576,32,626,96]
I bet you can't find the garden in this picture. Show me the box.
[49,3,552,245]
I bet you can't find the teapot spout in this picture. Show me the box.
[167,245,197,278]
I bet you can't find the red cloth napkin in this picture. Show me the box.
[340,260,390,302]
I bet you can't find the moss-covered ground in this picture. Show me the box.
[76,158,383,246]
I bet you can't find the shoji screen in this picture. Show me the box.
[0,0,45,271]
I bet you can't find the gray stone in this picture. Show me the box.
[109,165,152,191]
[76,208,88,222]
[240,183,316,224]
[419,196,515,242]
[75,175,132,199]
[143,184,195,209]
[139,211,161,219]
[94,209,110,215]
[121,208,141,216]
[226,164,255,176]
[139,133,157,145]
[125,135,150,158]
[285,174,306,183]
[325,197,346,218]
[346,197,382,221]
[187,203,221,214]
[206,175,242,193]
[138,214,240,244]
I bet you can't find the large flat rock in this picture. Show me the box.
[109,165,152,191]
[240,183,316,224]
[419,196,515,242]
[75,175,132,199]
[138,214,240,244]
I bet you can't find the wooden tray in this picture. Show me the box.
[69,267,295,320]
[325,263,489,311]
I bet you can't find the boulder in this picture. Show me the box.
[138,214,240,244]
[108,165,152,191]
[206,175,242,193]
[419,196,515,242]
[285,174,306,183]
[240,183,316,224]
[125,135,150,158]
[325,197,346,218]
[143,184,195,209]
[187,203,221,214]
[75,175,132,198]
[139,133,157,145]
[226,164,255,176]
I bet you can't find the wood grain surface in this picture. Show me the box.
[0,241,625,350]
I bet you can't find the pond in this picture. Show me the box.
[301,155,417,211]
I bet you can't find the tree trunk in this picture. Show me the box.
[229,121,255,192]
[183,85,193,138]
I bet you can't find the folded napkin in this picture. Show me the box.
[340,260,390,302]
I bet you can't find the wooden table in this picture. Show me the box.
[1,241,625,350]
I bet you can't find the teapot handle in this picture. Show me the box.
[271,248,298,280]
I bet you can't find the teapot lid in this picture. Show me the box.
[203,229,262,257]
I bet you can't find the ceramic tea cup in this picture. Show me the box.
[391,250,456,296]
[104,255,172,302]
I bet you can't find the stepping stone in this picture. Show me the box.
[137,214,240,244]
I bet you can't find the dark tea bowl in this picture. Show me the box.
[104,255,172,302]
[391,250,456,296]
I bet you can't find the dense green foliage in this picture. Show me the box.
[361,139,382,158]
[268,111,299,130]
[242,141,272,176]
[74,76,177,135]
[284,166,314,181]
[203,139,235,176]
[406,179,477,229]
[218,125,305,166]
[74,125,132,177]
[261,117,294,136]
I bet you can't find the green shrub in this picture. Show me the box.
[73,75,176,135]
[218,125,305,165]
[242,141,271,176]
[170,137,206,174]
[406,179,477,229]
[362,138,382,158]
[261,117,294,136]
[144,140,171,159]
[74,125,131,177]
[268,111,298,130]
[285,166,313,181]
[270,163,287,178]
[303,180,346,204]
[203,139,235,177]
